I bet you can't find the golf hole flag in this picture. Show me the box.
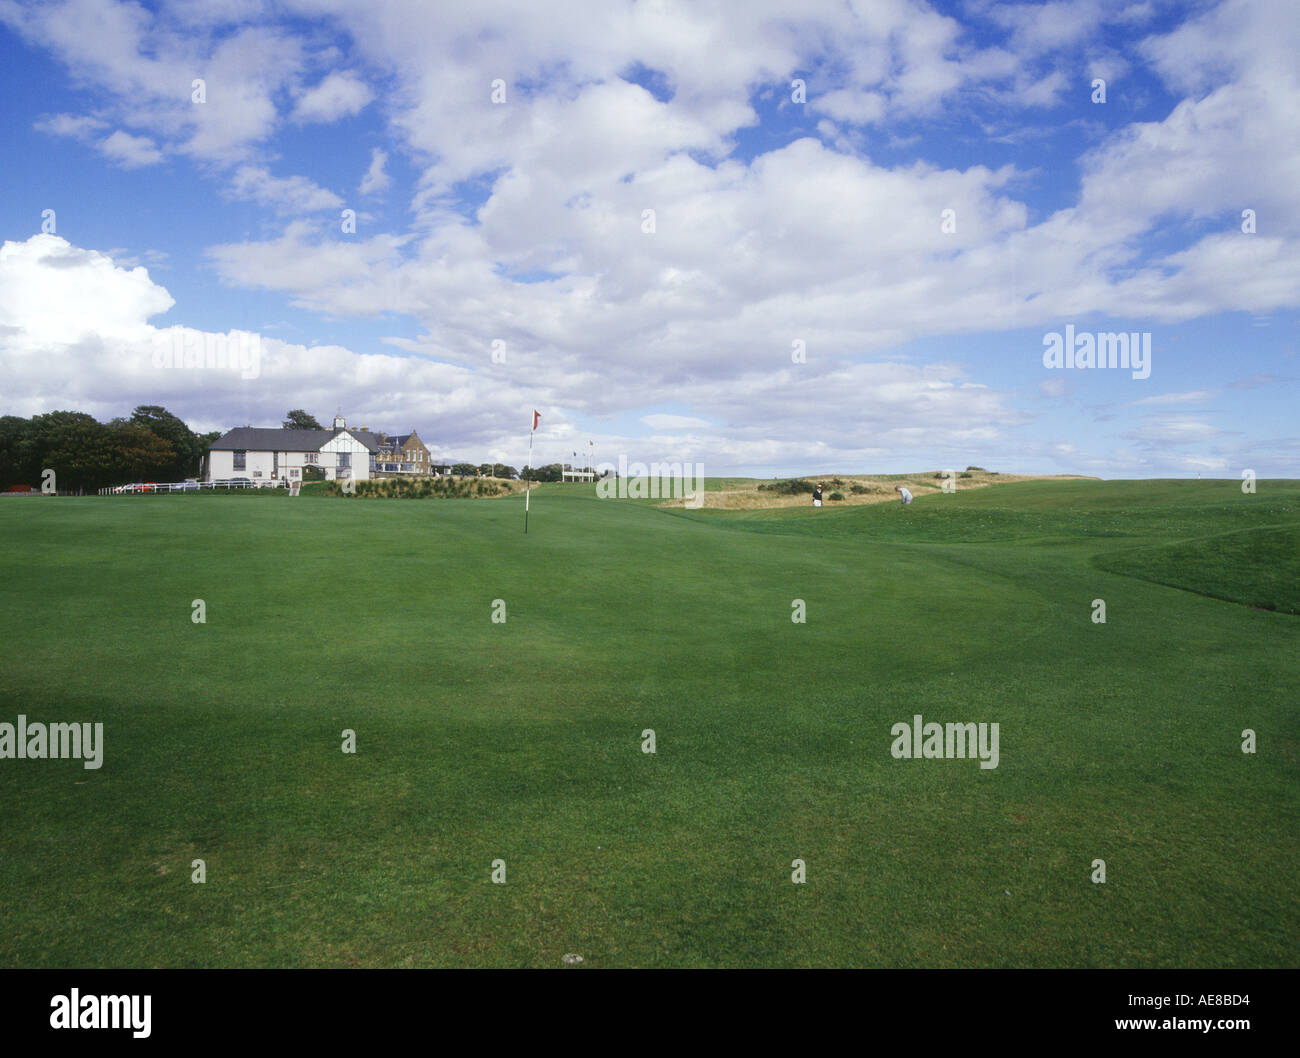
[533,410,541,431]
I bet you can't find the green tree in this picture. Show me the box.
[103,422,176,485]
[32,414,172,491]
[520,463,562,482]
[0,415,33,487]
[130,405,202,479]
[23,412,101,489]
[283,410,323,430]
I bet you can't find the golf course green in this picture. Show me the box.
[0,478,1295,967]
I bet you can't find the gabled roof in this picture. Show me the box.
[209,427,381,453]
[376,431,432,455]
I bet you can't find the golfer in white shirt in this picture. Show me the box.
[895,485,913,505]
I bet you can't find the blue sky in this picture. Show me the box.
[1,0,1296,477]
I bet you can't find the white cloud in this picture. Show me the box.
[988,1,1104,55]
[0,236,173,345]
[2,2,1297,476]
[1124,420,1226,445]
[359,147,389,195]
[291,71,374,124]
[98,129,164,168]
[2,2,305,164]
[641,414,712,431]
[226,167,344,214]
[811,89,886,125]
[0,234,1031,472]
[34,112,164,168]
[1129,390,1215,406]
[34,112,109,139]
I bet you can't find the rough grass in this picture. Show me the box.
[658,471,1096,509]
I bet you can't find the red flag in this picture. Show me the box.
[532,410,540,431]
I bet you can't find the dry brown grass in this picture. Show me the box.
[655,471,1098,510]
[484,476,526,496]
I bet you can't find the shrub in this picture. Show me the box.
[757,478,816,496]
[850,484,868,494]
[965,466,987,472]
[320,474,510,499]
[829,491,845,501]
[959,472,973,479]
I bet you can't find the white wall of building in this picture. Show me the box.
[208,430,374,482]
[208,449,321,481]
[320,432,373,481]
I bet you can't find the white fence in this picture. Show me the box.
[97,480,293,496]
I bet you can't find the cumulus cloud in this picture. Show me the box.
[2,1,1297,475]
[98,129,164,168]
[3,2,305,164]
[0,236,173,344]
[33,113,163,168]
[291,71,374,123]
[0,234,1031,471]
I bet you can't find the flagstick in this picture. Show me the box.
[524,423,533,534]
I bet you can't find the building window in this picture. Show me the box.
[289,468,299,478]
[338,452,351,468]
[233,451,246,470]
[304,453,319,464]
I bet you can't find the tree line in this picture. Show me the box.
[0,407,218,491]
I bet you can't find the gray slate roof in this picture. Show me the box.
[209,427,382,453]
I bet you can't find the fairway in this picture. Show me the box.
[1,479,1296,968]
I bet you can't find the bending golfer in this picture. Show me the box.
[895,485,913,505]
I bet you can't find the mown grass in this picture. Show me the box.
[1096,526,1300,615]
[0,479,1295,967]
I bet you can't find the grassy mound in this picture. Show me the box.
[1096,526,1300,614]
